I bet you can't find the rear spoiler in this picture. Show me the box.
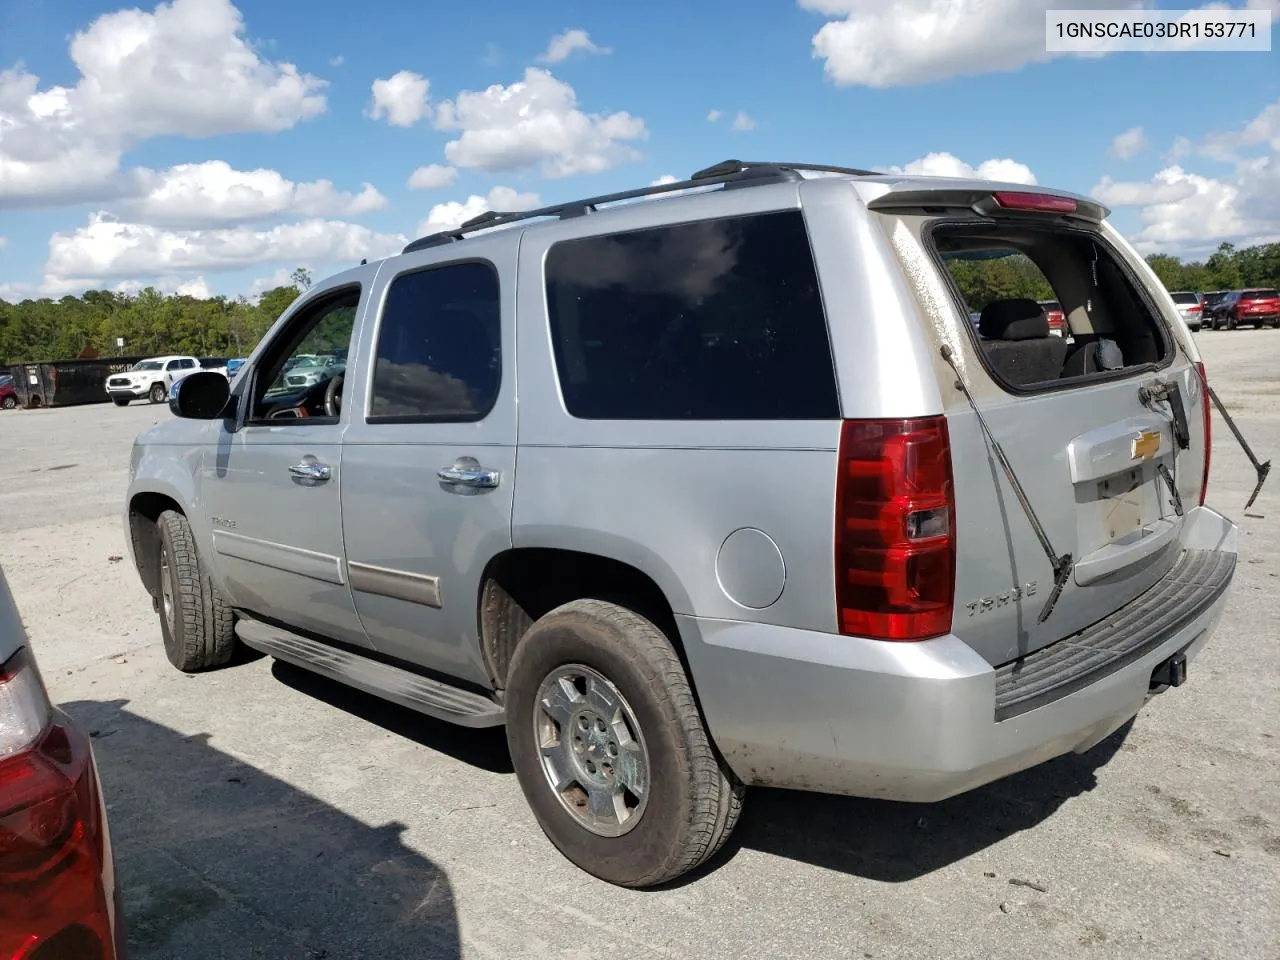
[863,185,1109,223]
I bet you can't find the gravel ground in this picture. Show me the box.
[1,330,1277,960]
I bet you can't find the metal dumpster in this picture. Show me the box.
[6,357,147,408]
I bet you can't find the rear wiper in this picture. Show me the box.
[940,345,1073,623]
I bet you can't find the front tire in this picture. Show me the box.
[505,598,745,888]
[155,510,236,672]
[0,396,15,410]
[149,383,167,404]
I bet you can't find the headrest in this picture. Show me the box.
[979,299,1050,340]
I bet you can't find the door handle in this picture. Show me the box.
[288,460,332,483]
[437,457,500,489]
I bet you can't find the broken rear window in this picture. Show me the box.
[929,223,1170,391]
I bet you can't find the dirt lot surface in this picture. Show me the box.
[2,331,1278,960]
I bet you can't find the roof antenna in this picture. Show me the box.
[360,258,367,265]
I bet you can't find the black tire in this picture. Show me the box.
[155,510,236,672]
[505,598,745,888]
[0,396,15,410]
[111,396,130,407]
[149,382,167,404]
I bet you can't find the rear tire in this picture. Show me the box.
[149,383,167,404]
[111,396,130,407]
[0,396,15,410]
[505,598,745,888]
[155,510,236,672]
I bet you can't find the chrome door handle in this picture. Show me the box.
[288,460,332,483]
[437,457,500,488]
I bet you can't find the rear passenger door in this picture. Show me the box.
[341,249,516,687]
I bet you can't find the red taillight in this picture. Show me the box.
[0,649,115,960]
[835,417,956,641]
[991,191,1078,214]
[1187,304,1202,314]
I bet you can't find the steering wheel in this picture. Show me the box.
[323,373,344,418]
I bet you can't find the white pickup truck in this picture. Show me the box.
[106,355,205,406]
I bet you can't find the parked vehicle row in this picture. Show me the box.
[107,356,235,406]
[126,160,1237,889]
[1203,288,1280,330]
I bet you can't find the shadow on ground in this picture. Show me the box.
[63,698,461,960]
[719,719,1133,884]
[262,656,1134,887]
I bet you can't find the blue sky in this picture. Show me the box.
[1,0,1277,301]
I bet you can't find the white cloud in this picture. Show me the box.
[434,68,646,177]
[172,277,212,298]
[707,109,722,122]
[119,160,385,227]
[250,267,296,295]
[880,151,1037,184]
[328,55,345,67]
[801,0,1141,87]
[368,70,431,127]
[0,0,327,207]
[43,214,406,283]
[0,237,7,250]
[417,186,541,235]
[649,174,678,186]
[1110,126,1147,160]
[538,29,611,63]
[1089,98,1280,254]
[407,163,458,190]
[732,111,756,132]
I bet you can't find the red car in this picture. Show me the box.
[0,375,17,410]
[1037,299,1067,336]
[0,567,125,959]
[1217,288,1280,329]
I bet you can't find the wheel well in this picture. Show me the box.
[129,493,182,597]
[479,548,680,691]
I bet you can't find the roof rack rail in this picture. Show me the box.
[690,159,882,180]
[400,159,879,255]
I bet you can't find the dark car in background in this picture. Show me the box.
[0,566,125,958]
[1201,290,1231,329]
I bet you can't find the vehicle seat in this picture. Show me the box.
[978,299,1069,387]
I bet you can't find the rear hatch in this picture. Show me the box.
[866,185,1208,666]
[1238,289,1280,324]
[1169,292,1203,324]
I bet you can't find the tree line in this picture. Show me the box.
[0,269,311,366]
[3,242,1279,366]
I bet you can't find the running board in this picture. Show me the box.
[235,618,506,728]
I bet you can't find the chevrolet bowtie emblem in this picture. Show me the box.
[1132,430,1162,461]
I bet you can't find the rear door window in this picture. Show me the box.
[543,211,839,420]
[369,261,501,423]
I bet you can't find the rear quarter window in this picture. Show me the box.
[543,211,839,420]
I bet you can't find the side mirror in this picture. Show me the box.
[170,371,231,419]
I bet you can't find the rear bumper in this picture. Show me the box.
[680,506,1237,803]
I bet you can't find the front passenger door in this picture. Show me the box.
[200,280,371,648]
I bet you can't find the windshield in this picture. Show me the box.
[131,360,163,371]
[1170,292,1200,304]
[1242,290,1279,300]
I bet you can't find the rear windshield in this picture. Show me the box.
[1204,292,1226,304]
[1039,300,1062,311]
[1170,292,1200,304]
[1242,290,1279,300]
[132,360,163,371]
[927,221,1169,391]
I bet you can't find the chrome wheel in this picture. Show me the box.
[159,543,176,636]
[534,663,650,837]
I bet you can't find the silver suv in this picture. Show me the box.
[125,160,1239,888]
